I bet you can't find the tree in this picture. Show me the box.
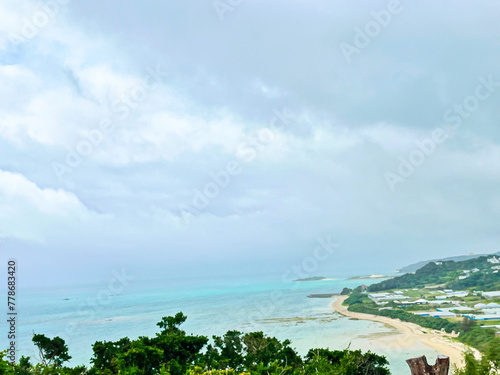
[154,314,208,375]
[90,313,207,375]
[241,331,302,372]
[24,313,394,375]
[15,356,32,375]
[211,331,244,371]
[460,317,476,333]
[156,312,187,334]
[32,334,71,368]
[453,351,492,375]
[341,287,353,295]
[305,348,390,375]
[0,351,15,375]
[486,337,500,369]
[90,337,131,373]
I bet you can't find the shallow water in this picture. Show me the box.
[8,275,439,374]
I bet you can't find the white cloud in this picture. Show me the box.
[0,169,97,242]
[1,0,500,285]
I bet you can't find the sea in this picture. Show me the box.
[7,274,439,374]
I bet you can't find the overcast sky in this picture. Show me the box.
[1,0,499,287]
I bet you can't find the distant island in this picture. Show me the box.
[293,276,327,282]
[348,274,392,280]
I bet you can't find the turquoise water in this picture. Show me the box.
[7,275,438,374]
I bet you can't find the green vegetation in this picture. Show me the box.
[32,334,72,368]
[453,338,500,375]
[1,312,391,375]
[293,276,326,282]
[368,256,500,292]
[396,252,500,274]
[346,295,460,334]
[340,287,352,295]
[344,257,500,363]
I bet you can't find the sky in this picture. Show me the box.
[1,0,499,287]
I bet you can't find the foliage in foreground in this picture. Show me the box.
[453,339,500,375]
[0,312,391,375]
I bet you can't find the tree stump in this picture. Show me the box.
[406,355,450,375]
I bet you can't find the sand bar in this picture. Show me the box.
[332,295,480,368]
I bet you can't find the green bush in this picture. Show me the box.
[7,314,392,375]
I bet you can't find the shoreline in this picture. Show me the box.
[332,296,480,368]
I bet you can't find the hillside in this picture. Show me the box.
[345,254,500,357]
[396,252,500,274]
[369,255,500,292]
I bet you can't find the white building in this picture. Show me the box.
[368,293,391,299]
[368,293,410,304]
[413,299,429,304]
[415,311,456,318]
[487,256,500,264]
[474,303,500,309]
[449,291,469,297]
[437,291,468,298]
[483,291,500,298]
[463,314,500,321]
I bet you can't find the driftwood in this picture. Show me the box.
[406,355,450,375]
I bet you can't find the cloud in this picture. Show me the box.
[0,169,98,243]
[0,0,499,285]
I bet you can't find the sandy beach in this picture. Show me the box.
[332,296,480,368]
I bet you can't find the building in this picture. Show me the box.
[368,293,410,304]
[482,291,500,298]
[415,311,456,318]
[368,293,391,299]
[428,300,454,305]
[413,298,429,305]
[463,314,500,321]
[436,291,468,298]
[474,303,500,309]
[487,256,500,264]
[449,291,469,297]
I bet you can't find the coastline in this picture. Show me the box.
[332,295,480,368]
